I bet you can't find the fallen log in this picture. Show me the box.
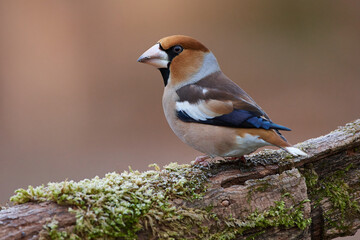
[1,119,359,240]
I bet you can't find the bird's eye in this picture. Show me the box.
[173,45,183,54]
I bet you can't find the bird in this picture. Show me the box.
[137,35,306,165]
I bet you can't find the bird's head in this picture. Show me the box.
[138,35,220,87]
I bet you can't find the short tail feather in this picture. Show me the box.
[246,117,291,131]
[285,147,307,157]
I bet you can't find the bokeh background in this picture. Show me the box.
[0,1,359,237]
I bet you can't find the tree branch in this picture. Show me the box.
[1,119,360,240]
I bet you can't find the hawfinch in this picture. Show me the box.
[138,35,306,164]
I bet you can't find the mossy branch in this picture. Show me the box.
[1,119,360,240]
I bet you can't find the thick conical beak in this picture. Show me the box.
[137,43,169,68]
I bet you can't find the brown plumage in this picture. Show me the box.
[176,71,266,116]
[158,35,209,52]
[138,35,307,164]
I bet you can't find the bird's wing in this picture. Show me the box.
[175,72,291,131]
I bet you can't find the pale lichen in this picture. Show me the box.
[335,119,360,135]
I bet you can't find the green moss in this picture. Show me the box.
[322,167,360,230]
[246,180,273,204]
[11,163,209,239]
[254,182,271,193]
[41,219,78,240]
[301,164,319,189]
[210,194,311,240]
[283,154,294,160]
[354,146,360,153]
[302,164,360,231]
[11,164,311,239]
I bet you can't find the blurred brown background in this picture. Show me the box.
[0,1,359,236]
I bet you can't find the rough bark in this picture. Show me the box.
[1,119,360,240]
[0,202,75,240]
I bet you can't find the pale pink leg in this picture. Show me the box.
[194,155,211,166]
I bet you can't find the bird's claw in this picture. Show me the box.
[194,155,210,166]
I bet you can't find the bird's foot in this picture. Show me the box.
[224,156,247,164]
[194,155,211,166]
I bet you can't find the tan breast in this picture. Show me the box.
[162,87,257,157]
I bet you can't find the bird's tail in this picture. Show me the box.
[284,147,307,156]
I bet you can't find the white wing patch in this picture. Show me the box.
[176,101,214,121]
